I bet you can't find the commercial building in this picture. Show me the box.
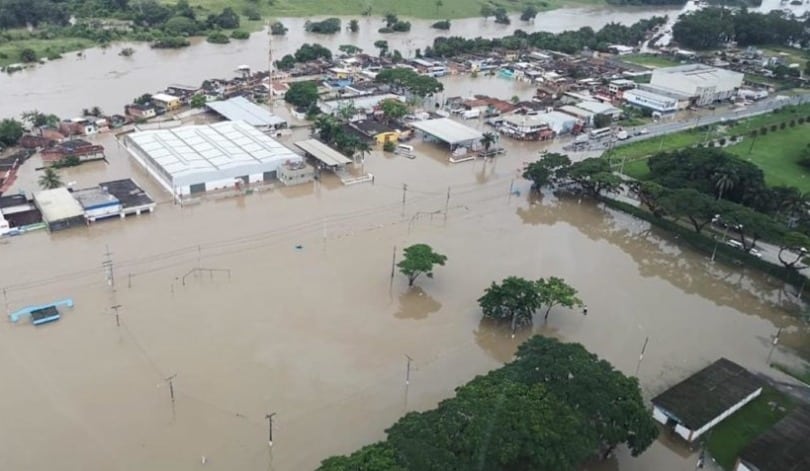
[499,114,554,141]
[0,194,42,234]
[652,358,762,443]
[574,100,623,120]
[206,96,287,133]
[151,93,182,111]
[41,139,105,165]
[72,187,122,222]
[410,118,483,152]
[99,179,156,217]
[623,88,680,114]
[319,93,404,116]
[294,139,353,171]
[735,405,810,471]
[122,121,302,196]
[33,188,86,232]
[650,64,744,106]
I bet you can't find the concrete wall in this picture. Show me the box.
[85,204,122,221]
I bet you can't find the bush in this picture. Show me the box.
[270,21,288,35]
[305,18,341,34]
[799,117,806,124]
[718,137,726,146]
[151,36,190,48]
[231,30,249,40]
[431,20,451,30]
[207,32,230,44]
[383,140,396,152]
[780,122,786,130]
[19,48,37,62]
[789,120,796,127]
[243,5,261,21]
[770,124,777,132]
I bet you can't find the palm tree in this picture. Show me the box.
[38,167,63,189]
[355,140,372,163]
[713,168,737,200]
[313,115,339,143]
[480,132,497,152]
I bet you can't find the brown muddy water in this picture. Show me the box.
[1,122,808,471]
[0,7,684,118]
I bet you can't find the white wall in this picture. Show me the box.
[690,388,762,441]
[734,460,754,471]
[652,406,669,424]
[85,204,122,221]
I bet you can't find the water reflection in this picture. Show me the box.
[395,287,441,320]
[515,193,810,357]
[473,317,560,363]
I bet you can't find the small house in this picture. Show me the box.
[41,139,105,165]
[125,104,157,119]
[32,188,86,232]
[277,160,315,186]
[151,93,182,111]
[72,187,122,222]
[652,358,763,443]
[735,405,810,471]
[350,120,400,145]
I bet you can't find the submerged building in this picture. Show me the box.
[122,121,302,196]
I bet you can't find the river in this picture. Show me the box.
[0,119,808,470]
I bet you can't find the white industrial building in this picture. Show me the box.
[650,64,744,106]
[206,96,287,133]
[122,121,303,196]
[624,88,681,114]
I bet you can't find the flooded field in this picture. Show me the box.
[1,121,808,470]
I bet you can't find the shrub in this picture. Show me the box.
[431,20,451,30]
[231,30,250,39]
[243,5,261,21]
[770,124,777,132]
[780,122,786,130]
[19,48,37,62]
[207,32,230,44]
[270,21,288,35]
[718,137,726,146]
[383,140,396,152]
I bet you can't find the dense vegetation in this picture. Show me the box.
[318,336,657,471]
[374,67,444,97]
[304,17,341,34]
[426,16,667,57]
[673,8,809,50]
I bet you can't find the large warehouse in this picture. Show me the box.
[650,64,743,106]
[122,121,303,196]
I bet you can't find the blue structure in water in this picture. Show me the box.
[9,298,74,324]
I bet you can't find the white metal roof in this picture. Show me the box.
[126,121,301,188]
[575,100,621,115]
[152,93,179,103]
[294,139,352,167]
[410,118,483,145]
[33,187,85,222]
[320,93,403,114]
[206,96,287,128]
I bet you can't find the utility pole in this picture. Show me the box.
[111,304,122,327]
[635,336,649,377]
[767,328,782,364]
[401,184,408,217]
[265,412,277,447]
[102,245,115,288]
[507,179,515,202]
[443,186,451,223]
[267,20,274,106]
[3,287,8,316]
[165,374,177,406]
[390,246,397,280]
[404,355,413,385]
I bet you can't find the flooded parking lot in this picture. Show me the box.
[1,124,808,470]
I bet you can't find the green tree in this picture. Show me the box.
[38,167,63,189]
[631,181,668,217]
[190,94,206,108]
[567,157,622,196]
[163,16,198,36]
[478,276,543,334]
[479,132,497,152]
[318,442,405,471]
[270,21,288,35]
[397,244,447,286]
[380,98,408,122]
[520,5,538,22]
[214,7,240,29]
[338,44,362,55]
[721,203,783,252]
[275,54,296,71]
[355,140,372,162]
[0,118,24,146]
[713,167,738,201]
[284,81,319,109]
[508,336,659,458]
[349,19,359,33]
[659,188,718,233]
[21,111,59,128]
[373,39,388,57]
[336,103,358,121]
[522,152,571,189]
[536,276,583,321]
[435,0,443,12]
[313,114,340,143]
[777,231,810,269]
[242,4,260,20]
[375,68,443,97]
[480,4,494,20]
[494,7,510,25]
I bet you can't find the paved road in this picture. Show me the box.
[566,94,810,154]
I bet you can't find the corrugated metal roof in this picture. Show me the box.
[410,118,483,145]
[294,139,352,167]
[125,121,301,188]
[206,97,287,128]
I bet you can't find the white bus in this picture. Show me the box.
[590,127,612,139]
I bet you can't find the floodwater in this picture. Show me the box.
[0,6,684,118]
[1,119,808,471]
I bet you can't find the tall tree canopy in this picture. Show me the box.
[317,336,658,470]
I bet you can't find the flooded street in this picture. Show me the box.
[1,123,808,470]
